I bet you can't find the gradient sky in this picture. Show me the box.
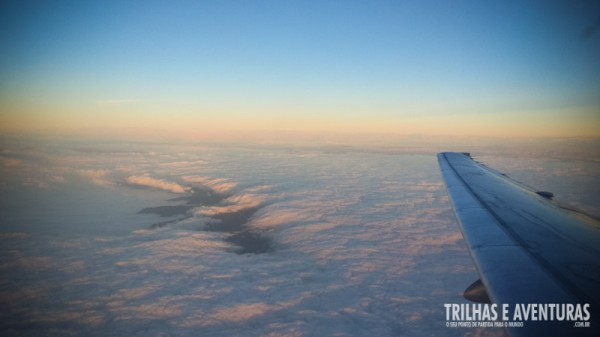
[1,0,599,139]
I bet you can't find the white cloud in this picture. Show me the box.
[248,209,316,230]
[0,255,55,271]
[178,296,307,328]
[182,176,238,193]
[0,157,23,168]
[203,302,272,323]
[77,169,113,186]
[0,232,28,240]
[136,232,233,255]
[112,285,162,301]
[195,193,268,217]
[160,160,206,168]
[126,175,188,193]
[25,309,107,328]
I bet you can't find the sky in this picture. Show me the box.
[1,0,599,139]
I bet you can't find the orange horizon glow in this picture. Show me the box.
[1,115,599,143]
[2,100,599,141]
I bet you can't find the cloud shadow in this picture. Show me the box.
[138,187,273,254]
[204,207,273,254]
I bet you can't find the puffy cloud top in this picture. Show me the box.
[126,175,188,194]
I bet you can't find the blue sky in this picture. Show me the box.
[1,0,599,138]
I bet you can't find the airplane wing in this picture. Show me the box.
[437,152,600,337]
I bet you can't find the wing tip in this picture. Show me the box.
[535,191,555,200]
[438,152,471,157]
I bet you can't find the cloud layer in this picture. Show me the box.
[126,175,188,193]
[1,137,598,337]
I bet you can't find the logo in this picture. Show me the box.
[443,303,591,329]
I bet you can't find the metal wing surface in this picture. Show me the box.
[438,152,600,337]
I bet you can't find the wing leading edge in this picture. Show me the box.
[438,152,600,337]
